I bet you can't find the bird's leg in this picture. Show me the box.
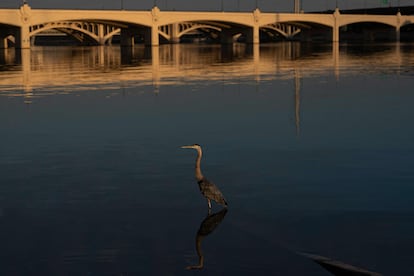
[207,199,212,209]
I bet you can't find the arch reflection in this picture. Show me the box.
[186,208,228,270]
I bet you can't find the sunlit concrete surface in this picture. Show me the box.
[1,4,414,48]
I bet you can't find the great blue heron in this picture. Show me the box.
[181,144,228,211]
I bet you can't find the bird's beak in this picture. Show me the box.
[181,145,192,149]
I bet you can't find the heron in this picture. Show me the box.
[181,144,228,211]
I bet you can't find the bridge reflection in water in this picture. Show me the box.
[0,42,411,96]
[1,42,411,135]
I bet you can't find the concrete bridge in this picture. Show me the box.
[1,3,414,48]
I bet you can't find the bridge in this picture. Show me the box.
[1,3,414,49]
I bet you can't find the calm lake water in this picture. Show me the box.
[1,42,414,275]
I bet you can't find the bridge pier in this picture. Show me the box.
[151,25,159,46]
[396,12,401,42]
[245,25,260,44]
[15,4,32,49]
[170,23,180,44]
[150,6,160,46]
[1,36,7,49]
[220,29,234,44]
[252,9,260,44]
[120,28,135,47]
[332,27,339,42]
[333,8,340,42]
[141,26,159,46]
[253,25,260,44]
[97,24,106,45]
[396,26,401,42]
[14,27,31,49]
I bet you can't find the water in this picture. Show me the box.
[1,43,414,275]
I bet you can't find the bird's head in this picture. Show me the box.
[181,144,202,150]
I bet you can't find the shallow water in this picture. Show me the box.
[1,42,414,275]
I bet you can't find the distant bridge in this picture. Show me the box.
[1,3,414,48]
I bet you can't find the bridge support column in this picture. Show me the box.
[120,28,134,47]
[149,6,160,46]
[332,8,340,42]
[16,4,32,49]
[332,26,339,42]
[15,26,31,49]
[151,25,159,46]
[144,26,159,46]
[396,12,402,42]
[245,25,260,44]
[251,8,260,44]
[220,29,234,44]
[1,36,7,49]
[170,23,180,44]
[143,26,159,46]
[253,25,260,44]
[98,24,106,45]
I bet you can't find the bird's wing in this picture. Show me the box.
[198,178,227,205]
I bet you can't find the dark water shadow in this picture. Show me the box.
[186,208,228,270]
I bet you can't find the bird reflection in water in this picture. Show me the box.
[186,208,228,270]
[181,144,228,214]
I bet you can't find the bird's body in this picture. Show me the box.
[197,177,227,209]
[181,144,227,210]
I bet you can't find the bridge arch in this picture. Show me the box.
[340,21,397,42]
[400,22,414,41]
[0,23,20,48]
[158,20,253,43]
[338,17,397,29]
[30,22,101,45]
[260,13,335,30]
[177,23,221,37]
[159,22,222,43]
[261,23,302,39]
[258,11,337,41]
[267,21,333,41]
[28,20,146,46]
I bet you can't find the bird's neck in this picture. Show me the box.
[195,148,204,181]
